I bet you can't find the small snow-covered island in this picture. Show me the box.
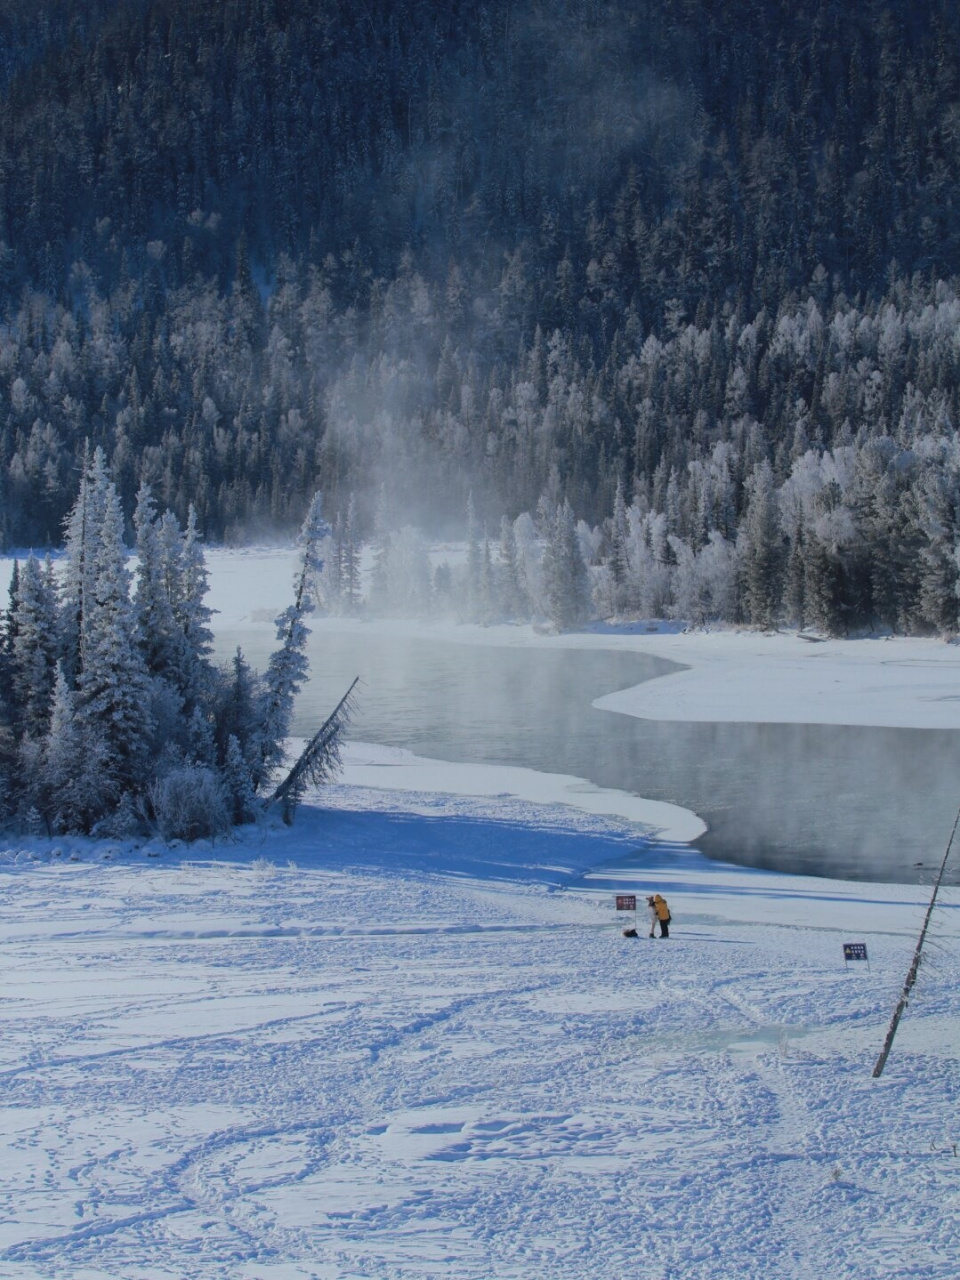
[3,2,960,1277]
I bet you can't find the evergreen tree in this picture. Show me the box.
[465,493,482,623]
[1,559,20,683]
[782,527,807,629]
[609,480,631,615]
[215,646,263,772]
[479,535,494,625]
[40,664,108,834]
[341,494,362,616]
[916,462,960,633]
[76,483,154,801]
[803,533,847,637]
[0,560,16,812]
[497,514,525,620]
[255,493,329,790]
[542,500,591,631]
[738,462,783,629]
[60,446,110,685]
[368,485,392,614]
[177,505,215,706]
[133,484,180,686]
[223,733,257,824]
[8,553,59,738]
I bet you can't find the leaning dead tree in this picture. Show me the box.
[268,677,360,822]
[872,802,960,1078]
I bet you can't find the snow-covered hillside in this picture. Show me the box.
[1,752,958,1279]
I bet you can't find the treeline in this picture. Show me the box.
[345,408,960,636]
[0,459,342,835]
[1,0,959,629]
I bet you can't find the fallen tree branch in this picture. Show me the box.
[268,676,360,822]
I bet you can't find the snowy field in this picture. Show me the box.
[1,756,959,1280]
[1,548,959,1278]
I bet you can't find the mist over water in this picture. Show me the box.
[214,628,960,886]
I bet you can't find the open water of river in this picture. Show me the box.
[213,628,960,886]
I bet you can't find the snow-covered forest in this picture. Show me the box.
[0,458,344,836]
[324,414,960,637]
[1,0,960,640]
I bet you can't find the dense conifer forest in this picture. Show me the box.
[2,0,960,633]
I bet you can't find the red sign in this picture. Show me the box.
[616,895,637,912]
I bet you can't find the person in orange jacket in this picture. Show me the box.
[647,893,671,938]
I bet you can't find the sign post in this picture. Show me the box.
[616,894,638,937]
[843,942,870,971]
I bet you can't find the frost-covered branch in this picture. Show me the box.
[268,676,359,821]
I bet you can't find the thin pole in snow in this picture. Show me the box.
[872,800,960,1079]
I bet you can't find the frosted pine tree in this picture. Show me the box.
[497,515,525,620]
[60,445,111,684]
[323,511,345,613]
[609,480,631,615]
[2,559,20,678]
[177,505,215,706]
[224,733,258,824]
[801,533,842,635]
[738,461,783,630]
[41,664,109,833]
[368,485,391,613]
[133,484,180,685]
[465,493,482,621]
[136,492,215,720]
[916,457,960,633]
[215,647,262,765]
[479,533,494,624]
[341,494,362,615]
[255,492,329,790]
[0,563,17,811]
[77,483,154,801]
[9,553,59,737]
[542,500,591,631]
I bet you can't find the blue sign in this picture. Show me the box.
[843,942,868,962]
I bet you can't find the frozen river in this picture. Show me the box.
[213,627,960,886]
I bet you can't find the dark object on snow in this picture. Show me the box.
[268,676,359,821]
[622,927,638,938]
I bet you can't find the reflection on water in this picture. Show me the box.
[213,628,960,886]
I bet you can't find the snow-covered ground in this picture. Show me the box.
[1,757,958,1280]
[1,548,959,1278]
